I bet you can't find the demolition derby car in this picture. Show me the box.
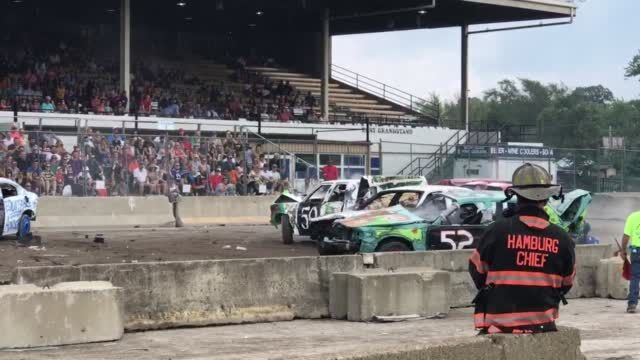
[319,188,593,255]
[0,178,38,241]
[270,176,427,244]
[309,184,470,253]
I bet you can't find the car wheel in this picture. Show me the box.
[376,240,411,252]
[17,213,31,243]
[281,214,294,244]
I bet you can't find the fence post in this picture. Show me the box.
[356,74,359,89]
[378,139,383,175]
[573,152,577,191]
[410,143,413,174]
[622,146,626,192]
[382,84,386,99]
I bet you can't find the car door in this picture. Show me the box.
[321,183,348,216]
[2,183,23,235]
[425,201,488,250]
[297,184,332,235]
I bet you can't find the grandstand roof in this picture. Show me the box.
[5,0,575,35]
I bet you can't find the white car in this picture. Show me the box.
[0,178,38,240]
[270,176,428,244]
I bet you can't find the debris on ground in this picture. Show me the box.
[426,313,448,320]
[27,246,46,251]
[222,245,232,249]
[94,234,105,243]
[372,314,423,323]
[235,246,247,251]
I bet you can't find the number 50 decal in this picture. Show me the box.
[440,230,474,249]
[300,206,318,230]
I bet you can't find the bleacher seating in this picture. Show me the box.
[245,66,411,119]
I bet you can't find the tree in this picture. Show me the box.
[572,85,614,104]
[625,50,640,80]
[416,92,443,123]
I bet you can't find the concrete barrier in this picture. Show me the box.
[0,281,124,349]
[567,244,612,299]
[179,195,276,225]
[35,196,173,228]
[9,246,612,331]
[34,195,275,228]
[330,268,450,321]
[595,257,629,299]
[373,245,611,306]
[301,327,583,360]
[372,250,474,308]
[12,255,364,330]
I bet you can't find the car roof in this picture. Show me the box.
[375,185,471,195]
[0,177,21,189]
[319,180,359,186]
[445,190,508,204]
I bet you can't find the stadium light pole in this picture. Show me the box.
[461,24,469,134]
[120,0,131,114]
[321,8,331,122]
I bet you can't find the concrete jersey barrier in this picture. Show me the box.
[179,195,276,225]
[11,246,611,331]
[34,195,276,228]
[34,196,174,228]
[13,255,364,330]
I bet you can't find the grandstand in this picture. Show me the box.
[0,0,576,196]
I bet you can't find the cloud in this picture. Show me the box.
[332,0,640,101]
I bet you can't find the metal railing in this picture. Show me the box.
[396,129,500,179]
[331,64,440,120]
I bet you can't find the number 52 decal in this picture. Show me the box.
[440,230,474,249]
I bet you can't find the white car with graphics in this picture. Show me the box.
[0,178,38,240]
[270,176,429,244]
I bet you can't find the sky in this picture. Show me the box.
[332,0,640,102]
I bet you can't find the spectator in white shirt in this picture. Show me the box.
[133,165,149,195]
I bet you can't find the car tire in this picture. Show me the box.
[376,239,411,252]
[281,214,294,244]
[17,213,31,243]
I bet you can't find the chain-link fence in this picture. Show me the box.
[554,147,640,193]
[0,126,323,198]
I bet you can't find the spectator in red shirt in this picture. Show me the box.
[209,167,224,192]
[322,160,338,181]
[140,94,152,114]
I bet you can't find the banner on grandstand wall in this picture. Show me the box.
[456,144,554,159]
[363,126,414,135]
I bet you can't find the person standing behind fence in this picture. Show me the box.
[620,211,640,313]
[322,160,338,181]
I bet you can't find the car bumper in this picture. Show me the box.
[320,238,361,254]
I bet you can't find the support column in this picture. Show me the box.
[120,0,131,113]
[321,8,331,122]
[461,24,469,132]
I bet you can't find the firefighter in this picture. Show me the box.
[469,163,576,334]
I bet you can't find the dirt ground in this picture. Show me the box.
[0,298,635,360]
[0,225,318,282]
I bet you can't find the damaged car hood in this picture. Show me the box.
[335,206,424,228]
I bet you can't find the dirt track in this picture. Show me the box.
[0,225,318,282]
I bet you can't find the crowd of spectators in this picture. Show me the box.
[0,38,322,123]
[0,125,290,197]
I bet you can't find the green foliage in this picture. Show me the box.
[625,50,640,80]
[429,77,640,177]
